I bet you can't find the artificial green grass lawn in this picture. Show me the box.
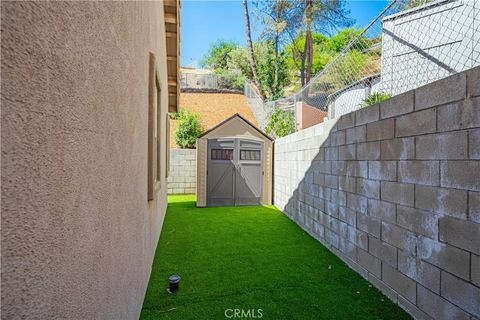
[140,195,411,320]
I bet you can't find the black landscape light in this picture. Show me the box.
[168,275,181,293]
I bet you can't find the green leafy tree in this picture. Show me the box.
[285,33,329,76]
[200,40,238,70]
[215,69,247,91]
[254,0,299,96]
[293,0,353,85]
[174,110,203,149]
[201,41,252,91]
[257,41,290,100]
[284,28,372,88]
[227,47,253,79]
[265,107,295,138]
[325,28,369,53]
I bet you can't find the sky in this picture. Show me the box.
[180,0,389,68]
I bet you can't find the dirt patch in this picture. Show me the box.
[170,92,258,148]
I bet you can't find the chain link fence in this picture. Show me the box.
[180,70,245,92]
[244,81,270,128]
[260,0,479,132]
[180,71,220,90]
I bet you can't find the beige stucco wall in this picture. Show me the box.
[1,2,170,319]
[196,117,273,207]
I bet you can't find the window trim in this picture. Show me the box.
[166,116,170,178]
[240,149,261,161]
[211,148,234,161]
[148,53,162,201]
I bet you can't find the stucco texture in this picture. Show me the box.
[1,2,170,319]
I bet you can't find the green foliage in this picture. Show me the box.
[256,42,290,100]
[200,26,375,99]
[227,47,253,79]
[283,28,372,83]
[284,33,330,75]
[215,69,247,91]
[265,107,295,138]
[201,41,252,91]
[326,28,369,53]
[168,112,180,120]
[200,39,237,70]
[332,50,370,84]
[174,110,203,149]
[360,92,392,107]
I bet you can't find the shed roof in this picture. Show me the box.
[198,113,273,141]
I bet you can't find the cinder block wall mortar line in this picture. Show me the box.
[467,128,470,159]
[469,253,472,282]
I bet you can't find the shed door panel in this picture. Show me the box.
[235,140,263,206]
[207,139,235,206]
[207,138,263,207]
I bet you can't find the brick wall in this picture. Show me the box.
[167,149,196,194]
[274,67,480,319]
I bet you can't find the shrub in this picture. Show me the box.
[215,69,246,91]
[169,112,180,120]
[360,92,392,107]
[174,110,203,149]
[265,107,295,138]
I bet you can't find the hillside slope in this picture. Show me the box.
[170,92,258,148]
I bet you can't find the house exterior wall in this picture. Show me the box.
[196,117,273,207]
[274,67,480,319]
[168,149,197,194]
[1,2,173,319]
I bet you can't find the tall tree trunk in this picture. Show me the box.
[243,0,265,100]
[300,39,306,86]
[274,32,279,95]
[304,0,314,84]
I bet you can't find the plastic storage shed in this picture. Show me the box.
[196,114,273,207]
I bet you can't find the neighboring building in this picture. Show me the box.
[1,1,179,319]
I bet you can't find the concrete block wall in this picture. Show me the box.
[274,66,480,319]
[167,149,196,194]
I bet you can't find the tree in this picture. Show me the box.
[302,0,314,85]
[200,42,250,91]
[243,0,265,100]
[254,0,299,95]
[200,40,237,70]
[174,110,203,149]
[265,107,295,138]
[326,28,368,53]
[256,41,290,100]
[296,0,353,85]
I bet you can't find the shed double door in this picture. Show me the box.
[207,138,263,206]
